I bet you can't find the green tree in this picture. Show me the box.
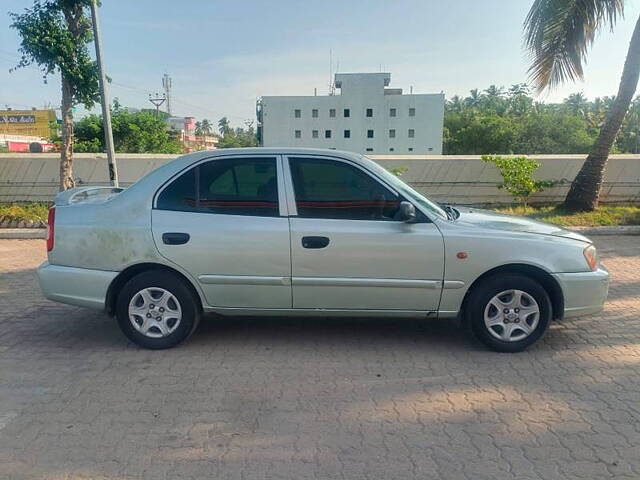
[74,105,182,154]
[218,117,231,136]
[524,0,640,211]
[215,117,258,148]
[10,0,99,191]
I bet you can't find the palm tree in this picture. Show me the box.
[464,88,483,108]
[564,92,589,118]
[524,0,640,211]
[201,118,213,136]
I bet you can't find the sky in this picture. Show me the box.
[1,0,639,127]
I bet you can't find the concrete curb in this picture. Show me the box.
[0,228,47,239]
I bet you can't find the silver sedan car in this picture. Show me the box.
[37,148,609,352]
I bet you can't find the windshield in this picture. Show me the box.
[360,156,449,220]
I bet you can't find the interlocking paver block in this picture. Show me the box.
[0,237,639,480]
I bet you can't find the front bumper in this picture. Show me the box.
[552,266,609,318]
[37,262,118,310]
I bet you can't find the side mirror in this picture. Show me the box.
[399,201,417,223]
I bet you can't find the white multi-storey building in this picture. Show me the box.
[257,73,444,154]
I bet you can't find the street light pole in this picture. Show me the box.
[90,0,118,187]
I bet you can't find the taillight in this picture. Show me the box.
[583,244,597,271]
[46,207,55,252]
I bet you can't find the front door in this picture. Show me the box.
[152,155,291,309]
[285,156,445,311]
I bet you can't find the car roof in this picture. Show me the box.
[175,147,365,165]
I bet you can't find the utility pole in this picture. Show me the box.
[162,74,172,116]
[148,93,166,116]
[90,0,118,187]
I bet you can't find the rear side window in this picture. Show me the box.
[289,157,400,220]
[156,167,197,211]
[157,157,279,216]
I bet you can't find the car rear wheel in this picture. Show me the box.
[116,270,201,349]
[465,274,552,353]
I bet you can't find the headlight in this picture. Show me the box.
[583,245,598,271]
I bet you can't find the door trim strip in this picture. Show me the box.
[199,275,291,286]
[292,277,441,288]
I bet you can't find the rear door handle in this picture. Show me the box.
[302,236,330,249]
[162,232,190,245]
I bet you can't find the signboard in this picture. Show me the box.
[0,115,36,124]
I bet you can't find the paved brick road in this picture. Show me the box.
[1,237,639,480]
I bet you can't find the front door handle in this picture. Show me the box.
[302,236,330,249]
[162,232,190,245]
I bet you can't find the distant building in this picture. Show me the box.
[166,116,218,152]
[0,108,57,139]
[257,73,444,154]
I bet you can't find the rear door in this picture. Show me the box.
[152,155,292,309]
[285,155,444,311]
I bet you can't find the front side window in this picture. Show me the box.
[325,129,332,138]
[295,130,301,139]
[344,129,351,138]
[312,130,319,138]
[329,108,336,118]
[157,157,279,217]
[390,108,397,117]
[344,108,350,118]
[294,109,301,118]
[289,157,401,221]
[366,108,373,117]
[367,129,374,138]
[408,129,415,138]
[409,107,415,117]
[312,109,318,118]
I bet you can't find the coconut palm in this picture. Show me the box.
[200,118,213,136]
[524,0,640,211]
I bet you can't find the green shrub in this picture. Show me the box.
[482,155,558,207]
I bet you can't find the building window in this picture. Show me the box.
[344,130,351,138]
[408,129,415,138]
[408,147,414,152]
[389,148,394,152]
[366,148,373,152]
[389,129,396,138]
[366,108,373,117]
[312,109,318,118]
[329,108,336,118]
[344,108,350,118]
[389,108,397,117]
[409,108,415,117]
[312,130,319,138]
[295,130,301,139]
[428,147,433,151]
[325,129,332,138]
[367,129,374,138]
[294,109,301,118]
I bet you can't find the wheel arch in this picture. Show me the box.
[460,263,564,321]
[106,262,204,316]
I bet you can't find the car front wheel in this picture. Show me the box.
[465,274,552,353]
[116,270,201,349]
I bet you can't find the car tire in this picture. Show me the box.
[116,270,201,349]
[465,274,552,353]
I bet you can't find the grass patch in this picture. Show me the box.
[0,203,50,225]
[494,205,640,227]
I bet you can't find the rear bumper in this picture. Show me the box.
[37,262,118,310]
[552,266,609,319]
